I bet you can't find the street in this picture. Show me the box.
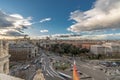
[10,50,110,80]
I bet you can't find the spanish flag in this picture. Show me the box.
[73,61,80,80]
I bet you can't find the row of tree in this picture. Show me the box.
[40,43,120,59]
[48,43,89,56]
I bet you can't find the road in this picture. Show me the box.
[45,52,110,80]
[40,53,69,80]
[10,50,110,80]
[76,61,108,80]
[10,51,69,80]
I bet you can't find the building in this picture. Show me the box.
[9,42,38,61]
[90,45,106,54]
[103,43,120,53]
[0,40,10,74]
[90,43,120,55]
[81,43,98,49]
[0,40,25,80]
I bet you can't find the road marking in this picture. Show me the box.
[46,70,54,77]
[45,73,49,77]
[49,65,58,75]
[48,68,57,77]
[49,64,66,80]
[42,65,46,71]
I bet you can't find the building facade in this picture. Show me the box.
[90,45,106,54]
[9,42,38,61]
[103,43,120,53]
[90,43,120,54]
[0,40,10,74]
[0,40,25,80]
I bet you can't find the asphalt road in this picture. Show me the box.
[10,50,110,80]
[41,53,67,80]
[76,61,108,80]
[44,52,110,80]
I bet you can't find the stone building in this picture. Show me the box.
[9,42,38,61]
[103,43,120,53]
[0,40,25,80]
[0,40,10,74]
[90,45,106,54]
[90,43,120,55]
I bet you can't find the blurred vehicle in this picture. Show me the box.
[20,64,30,70]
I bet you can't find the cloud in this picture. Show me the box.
[51,33,120,40]
[31,35,50,39]
[68,0,120,32]
[51,33,82,37]
[40,29,49,33]
[0,29,25,36]
[0,10,32,36]
[30,33,120,40]
[0,11,13,27]
[79,33,120,40]
[40,18,51,23]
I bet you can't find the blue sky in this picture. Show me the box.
[0,0,120,39]
[0,0,95,36]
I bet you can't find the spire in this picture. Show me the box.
[73,60,80,80]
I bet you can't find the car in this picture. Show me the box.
[78,71,83,75]
[23,64,30,70]
[33,59,38,64]
[111,62,117,67]
[21,64,30,70]
[116,62,120,66]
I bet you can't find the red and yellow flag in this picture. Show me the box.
[73,61,80,80]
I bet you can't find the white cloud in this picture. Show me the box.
[68,0,120,32]
[40,29,49,33]
[76,33,120,40]
[51,33,120,40]
[0,10,32,36]
[40,18,51,23]
[31,35,50,39]
[30,33,120,40]
[52,33,74,37]
[0,29,24,36]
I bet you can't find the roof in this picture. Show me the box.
[9,43,35,48]
[0,74,24,80]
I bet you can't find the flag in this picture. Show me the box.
[73,60,80,80]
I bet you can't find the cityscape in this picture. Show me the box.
[0,0,120,80]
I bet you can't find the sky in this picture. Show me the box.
[0,0,120,40]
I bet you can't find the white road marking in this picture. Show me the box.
[46,70,54,77]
